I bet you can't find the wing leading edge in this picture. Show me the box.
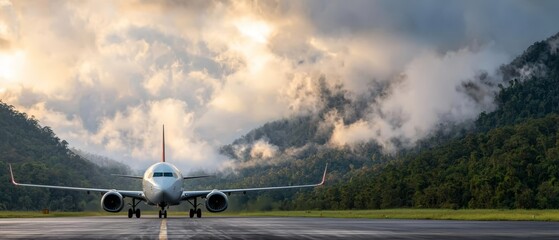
[111,174,143,179]
[9,164,145,200]
[182,164,328,200]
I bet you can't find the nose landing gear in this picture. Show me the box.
[157,201,168,218]
[158,209,167,218]
[158,203,168,218]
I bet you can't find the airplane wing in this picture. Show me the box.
[183,175,213,180]
[181,164,328,200]
[111,174,143,179]
[9,164,146,200]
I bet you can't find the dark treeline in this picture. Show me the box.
[295,114,559,210]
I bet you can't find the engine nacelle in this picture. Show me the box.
[101,191,124,212]
[205,190,228,213]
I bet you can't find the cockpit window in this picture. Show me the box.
[153,172,175,177]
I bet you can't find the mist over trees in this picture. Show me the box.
[71,148,135,175]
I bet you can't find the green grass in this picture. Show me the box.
[4,209,559,221]
[0,210,190,218]
[214,209,559,221]
[0,211,115,218]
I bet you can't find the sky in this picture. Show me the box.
[1,0,559,171]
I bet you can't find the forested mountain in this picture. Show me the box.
[219,78,382,163]
[336,32,559,210]
[201,32,559,210]
[477,32,559,131]
[297,114,559,209]
[0,102,137,211]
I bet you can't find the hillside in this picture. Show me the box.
[202,32,559,210]
[297,114,559,209]
[219,79,379,163]
[294,32,559,210]
[71,148,135,175]
[0,102,137,211]
[477,32,559,131]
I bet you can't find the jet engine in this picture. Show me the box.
[205,190,228,212]
[101,191,124,212]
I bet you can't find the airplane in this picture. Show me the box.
[9,125,328,219]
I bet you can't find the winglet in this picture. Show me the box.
[318,163,328,186]
[162,124,166,162]
[8,164,18,185]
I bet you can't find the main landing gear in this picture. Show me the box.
[128,199,141,218]
[188,197,202,218]
[189,208,202,218]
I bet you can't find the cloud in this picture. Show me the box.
[90,98,219,167]
[330,119,376,147]
[329,46,508,150]
[1,0,559,170]
[250,139,279,159]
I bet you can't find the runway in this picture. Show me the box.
[1,216,559,239]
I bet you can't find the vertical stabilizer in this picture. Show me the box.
[162,124,166,162]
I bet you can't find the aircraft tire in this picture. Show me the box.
[164,210,167,218]
[189,209,194,218]
[158,210,162,218]
[135,209,141,218]
[196,209,202,218]
[128,209,133,218]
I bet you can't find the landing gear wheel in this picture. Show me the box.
[189,209,194,218]
[129,199,142,219]
[158,210,162,219]
[163,210,167,218]
[196,209,202,218]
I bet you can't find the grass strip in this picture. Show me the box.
[214,209,559,221]
[3,209,559,221]
[0,211,115,218]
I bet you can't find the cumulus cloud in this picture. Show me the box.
[1,0,559,170]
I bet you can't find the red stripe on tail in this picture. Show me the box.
[162,124,166,162]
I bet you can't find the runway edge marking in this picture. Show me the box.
[159,219,168,240]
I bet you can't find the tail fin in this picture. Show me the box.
[162,124,166,162]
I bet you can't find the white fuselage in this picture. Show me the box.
[142,162,183,207]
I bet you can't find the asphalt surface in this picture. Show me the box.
[1,216,559,239]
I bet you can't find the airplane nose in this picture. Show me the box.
[151,186,172,202]
[161,189,173,200]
